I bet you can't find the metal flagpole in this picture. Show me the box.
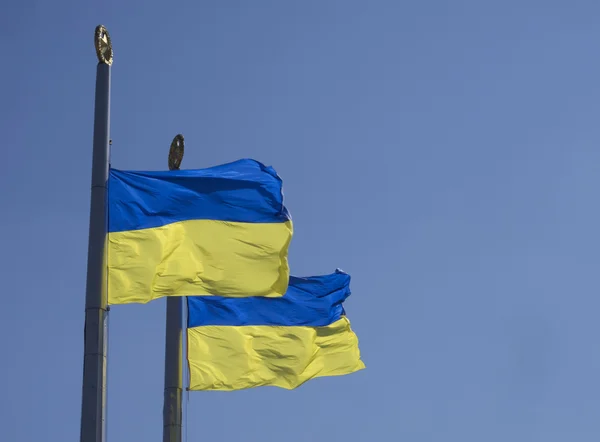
[163,134,185,442]
[80,25,113,442]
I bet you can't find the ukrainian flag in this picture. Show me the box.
[107,159,293,305]
[186,270,365,391]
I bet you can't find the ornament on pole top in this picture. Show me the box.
[94,25,113,65]
[169,134,185,170]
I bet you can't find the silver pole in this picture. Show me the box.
[163,297,183,442]
[163,134,185,442]
[80,25,113,442]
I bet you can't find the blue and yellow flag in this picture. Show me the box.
[186,270,365,391]
[107,159,293,305]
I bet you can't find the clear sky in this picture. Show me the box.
[2,1,600,441]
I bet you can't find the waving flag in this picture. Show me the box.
[107,159,293,305]
[186,270,365,391]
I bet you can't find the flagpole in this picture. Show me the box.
[81,25,113,442]
[163,134,185,442]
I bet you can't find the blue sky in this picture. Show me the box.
[2,1,600,441]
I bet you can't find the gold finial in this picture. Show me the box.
[169,134,185,170]
[94,25,113,65]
